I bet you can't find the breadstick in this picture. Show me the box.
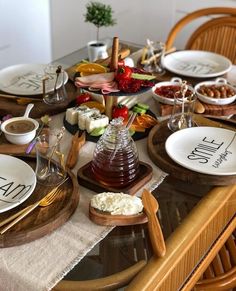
[110,37,119,71]
[96,47,131,66]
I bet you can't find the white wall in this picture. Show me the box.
[50,0,175,60]
[0,0,235,69]
[0,0,52,69]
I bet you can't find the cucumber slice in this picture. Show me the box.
[131,73,156,80]
[90,127,106,136]
[136,103,149,110]
[132,106,146,114]
[129,129,135,136]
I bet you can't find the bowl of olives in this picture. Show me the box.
[195,78,236,105]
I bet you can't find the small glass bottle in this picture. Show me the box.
[91,118,140,188]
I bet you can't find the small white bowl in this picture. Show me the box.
[1,117,39,145]
[195,78,236,105]
[152,77,194,105]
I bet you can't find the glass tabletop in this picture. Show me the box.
[63,176,212,281]
[50,40,235,288]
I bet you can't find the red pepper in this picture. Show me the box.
[112,104,129,121]
[117,59,125,66]
[76,92,92,105]
[115,66,132,82]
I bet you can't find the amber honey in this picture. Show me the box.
[91,118,140,188]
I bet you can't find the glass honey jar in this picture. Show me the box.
[91,118,140,188]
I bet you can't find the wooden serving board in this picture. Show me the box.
[77,161,153,195]
[0,127,50,155]
[0,155,79,247]
[147,115,236,185]
[155,100,236,117]
[89,204,148,226]
[0,80,78,119]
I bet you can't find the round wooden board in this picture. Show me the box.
[0,155,79,247]
[147,118,236,185]
[0,81,77,119]
[89,204,148,226]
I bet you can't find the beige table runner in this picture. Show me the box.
[0,100,165,291]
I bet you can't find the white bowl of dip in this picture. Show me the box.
[1,104,39,145]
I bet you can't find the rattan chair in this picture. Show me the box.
[165,7,236,64]
[193,225,236,291]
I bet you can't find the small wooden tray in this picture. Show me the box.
[0,155,79,248]
[89,204,148,226]
[77,161,153,195]
[147,115,236,185]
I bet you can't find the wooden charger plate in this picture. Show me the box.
[0,155,79,248]
[89,204,148,226]
[147,115,236,185]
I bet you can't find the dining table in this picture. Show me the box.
[0,39,235,291]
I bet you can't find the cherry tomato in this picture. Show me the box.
[112,104,129,121]
[115,66,132,81]
[76,92,92,105]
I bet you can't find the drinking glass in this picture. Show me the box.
[35,129,66,186]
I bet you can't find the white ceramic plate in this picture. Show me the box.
[163,51,232,78]
[195,78,236,105]
[165,127,236,175]
[0,154,36,212]
[152,77,194,105]
[0,64,68,96]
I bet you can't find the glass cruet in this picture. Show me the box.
[167,81,196,132]
[91,118,140,188]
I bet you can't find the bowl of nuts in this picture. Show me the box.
[195,78,236,105]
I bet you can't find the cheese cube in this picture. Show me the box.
[86,113,109,133]
[78,108,99,130]
[65,105,89,125]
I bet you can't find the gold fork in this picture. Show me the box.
[0,186,63,234]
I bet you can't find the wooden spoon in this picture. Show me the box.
[142,189,166,257]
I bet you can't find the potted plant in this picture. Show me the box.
[85,1,116,61]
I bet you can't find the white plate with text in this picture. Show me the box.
[0,64,68,96]
[0,154,36,212]
[165,127,236,176]
[163,51,232,78]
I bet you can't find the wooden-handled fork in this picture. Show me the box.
[142,189,166,257]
